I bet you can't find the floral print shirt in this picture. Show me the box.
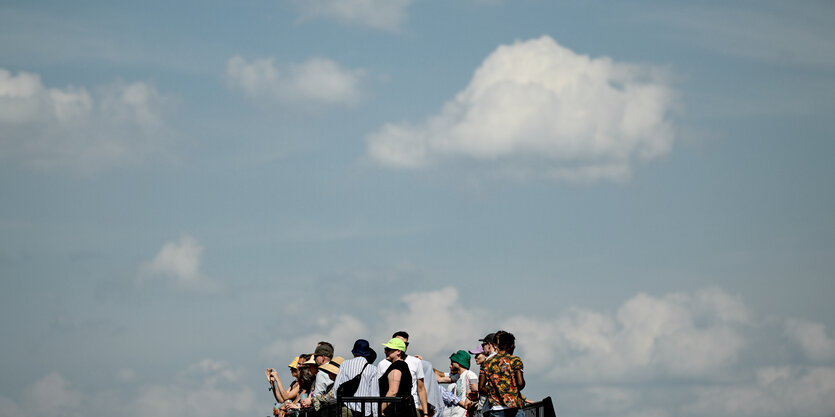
[480,353,524,408]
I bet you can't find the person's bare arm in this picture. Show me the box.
[267,369,285,403]
[514,370,525,391]
[270,369,298,402]
[417,378,429,416]
[381,369,402,413]
[478,373,488,395]
[434,369,452,383]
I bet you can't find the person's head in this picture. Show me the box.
[392,331,410,351]
[382,337,407,361]
[351,339,372,358]
[475,352,487,365]
[317,341,334,351]
[298,367,316,392]
[480,333,497,355]
[319,359,341,381]
[495,331,516,354]
[314,343,334,365]
[288,356,301,378]
[449,350,470,372]
[301,355,320,372]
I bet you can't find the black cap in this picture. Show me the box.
[479,333,496,344]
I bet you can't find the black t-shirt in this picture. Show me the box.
[379,360,413,399]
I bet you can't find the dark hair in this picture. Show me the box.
[392,331,409,340]
[495,331,516,354]
[317,341,334,350]
[298,353,311,363]
[298,367,316,392]
[367,349,378,364]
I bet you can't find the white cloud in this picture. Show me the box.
[226,56,363,106]
[503,287,750,383]
[115,369,136,383]
[684,366,835,417]
[0,373,83,417]
[785,318,835,362]
[260,314,370,363]
[259,287,487,367]
[292,0,412,32]
[0,363,257,417]
[0,68,170,171]
[140,235,217,291]
[366,36,676,182]
[653,2,835,70]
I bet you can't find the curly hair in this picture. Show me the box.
[495,330,516,354]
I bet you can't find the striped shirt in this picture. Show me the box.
[333,356,380,416]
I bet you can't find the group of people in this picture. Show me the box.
[265,330,527,417]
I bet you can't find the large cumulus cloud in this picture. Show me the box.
[367,36,676,182]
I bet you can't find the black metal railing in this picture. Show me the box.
[336,395,415,417]
[521,397,557,417]
[291,395,554,417]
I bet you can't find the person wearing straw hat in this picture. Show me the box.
[300,356,344,409]
[266,356,303,407]
[304,342,335,396]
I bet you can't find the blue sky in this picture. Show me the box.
[1,1,835,417]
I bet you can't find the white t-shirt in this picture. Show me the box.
[444,370,477,417]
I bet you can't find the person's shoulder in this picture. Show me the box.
[509,355,523,368]
[345,356,365,366]
[405,355,421,366]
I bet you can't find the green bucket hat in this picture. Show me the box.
[450,349,470,369]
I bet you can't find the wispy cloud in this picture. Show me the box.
[647,2,835,70]
[226,56,364,106]
[0,373,82,417]
[139,235,218,292]
[0,362,257,417]
[291,0,413,32]
[0,68,172,172]
[366,36,676,183]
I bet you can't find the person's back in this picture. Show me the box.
[479,332,525,417]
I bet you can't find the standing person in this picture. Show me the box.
[479,334,497,359]
[379,338,413,417]
[333,339,380,417]
[420,359,444,417]
[307,342,335,396]
[377,331,430,417]
[435,351,476,417]
[467,346,488,417]
[478,332,525,417]
[267,356,304,414]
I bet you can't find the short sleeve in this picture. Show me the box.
[414,358,425,380]
[511,356,523,371]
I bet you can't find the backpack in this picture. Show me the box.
[336,362,369,399]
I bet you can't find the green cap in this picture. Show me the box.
[382,338,407,351]
[450,350,470,369]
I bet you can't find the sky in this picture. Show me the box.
[1,1,835,417]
